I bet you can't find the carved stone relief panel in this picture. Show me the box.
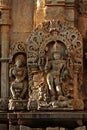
[27,20,84,111]
[9,41,28,110]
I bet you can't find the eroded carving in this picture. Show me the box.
[27,20,84,110]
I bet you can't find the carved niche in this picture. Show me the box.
[27,20,84,110]
[9,41,28,110]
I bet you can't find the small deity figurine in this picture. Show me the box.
[9,54,28,100]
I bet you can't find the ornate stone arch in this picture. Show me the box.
[27,20,82,66]
[27,20,84,111]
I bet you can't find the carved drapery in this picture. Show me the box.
[27,20,84,110]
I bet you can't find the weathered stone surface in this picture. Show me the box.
[10,0,34,43]
[44,6,65,20]
[78,0,87,17]
[65,8,75,22]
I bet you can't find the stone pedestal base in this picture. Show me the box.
[9,99,28,110]
[28,98,84,111]
[0,98,8,110]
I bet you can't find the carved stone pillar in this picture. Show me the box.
[0,0,12,110]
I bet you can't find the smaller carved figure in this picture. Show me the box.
[9,54,28,100]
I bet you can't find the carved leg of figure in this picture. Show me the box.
[54,77,63,96]
[20,82,27,99]
[47,73,57,99]
[10,84,16,99]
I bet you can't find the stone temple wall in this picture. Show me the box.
[0,0,87,130]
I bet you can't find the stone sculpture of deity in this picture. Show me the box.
[9,54,28,100]
[45,42,71,100]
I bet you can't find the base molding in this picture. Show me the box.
[8,99,28,110]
